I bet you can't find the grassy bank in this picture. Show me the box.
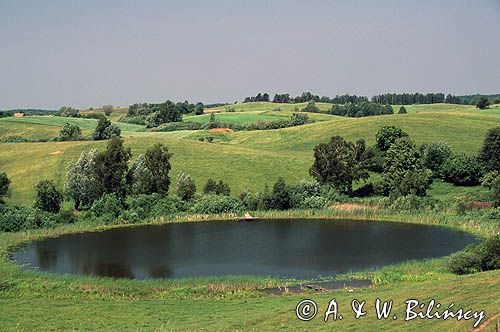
[0,209,499,331]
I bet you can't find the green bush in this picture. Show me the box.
[56,209,77,224]
[422,142,452,176]
[441,154,483,186]
[150,196,186,217]
[0,205,57,232]
[478,235,500,271]
[448,235,500,275]
[289,180,322,208]
[0,205,31,232]
[90,194,125,220]
[129,194,186,220]
[447,248,482,275]
[0,136,28,143]
[119,115,147,125]
[191,195,243,214]
[239,191,260,211]
[298,196,329,209]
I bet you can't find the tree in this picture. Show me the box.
[65,149,103,210]
[144,143,172,195]
[422,142,452,176]
[309,136,369,194]
[209,112,216,124]
[102,104,113,116]
[302,101,320,113]
[126,155,155,195]
[270,177,291,210]
[476,96,491,110]
[441,154,483,186]
[146,101,182,128]
[203,179,230,195]
[398,106,407,114]
[479,127,500,172]
[92,116,121,140]
[203,179,217,194]
[174,172,196,201]
[34,180,62,213]
[0,172,10,202]
[381,138,432,196]
[59,123,82,141]
[57,106,79,117]
[375,126,409,151]
[96,137,131,197]
[482,171,500,206]
[289,112,309,126]
[194,102,204,115]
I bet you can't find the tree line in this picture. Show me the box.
[244,92,368,104]
[242,91,499,105]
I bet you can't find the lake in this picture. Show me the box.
[11,219,477,280]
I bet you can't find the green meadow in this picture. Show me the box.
[184,112,287,124]
[1,102,499,206]
[0,102,499,331]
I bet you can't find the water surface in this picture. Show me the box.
[11,219,477,280]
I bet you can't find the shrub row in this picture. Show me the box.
[0,204,75,232]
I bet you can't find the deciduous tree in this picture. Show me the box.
[310,136,369,194]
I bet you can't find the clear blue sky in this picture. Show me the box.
[1,0,499,109]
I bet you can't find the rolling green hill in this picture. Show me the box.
[1,103,499,205]
[204,101,333,113]
[184,112,287,124]
[0,116,144,140]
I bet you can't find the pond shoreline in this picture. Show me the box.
[1,208,494,289]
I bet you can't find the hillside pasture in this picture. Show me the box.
[1,102,499,205]
[226,111,500,153]
[205,101,333,113]
[0,116,145,140]
[184,112,287,124]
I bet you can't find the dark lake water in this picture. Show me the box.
[11,219,477,280]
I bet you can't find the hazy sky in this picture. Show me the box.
[1,0,499,109]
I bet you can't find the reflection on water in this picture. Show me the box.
[12,219,477,280]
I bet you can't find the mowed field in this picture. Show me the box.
[1,102,499,205]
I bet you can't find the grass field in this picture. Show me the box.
[0,116,144,141]
[184,112,287,124]
[1,102,500,331]
[205,101,333,113]
[1,103,499,205]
